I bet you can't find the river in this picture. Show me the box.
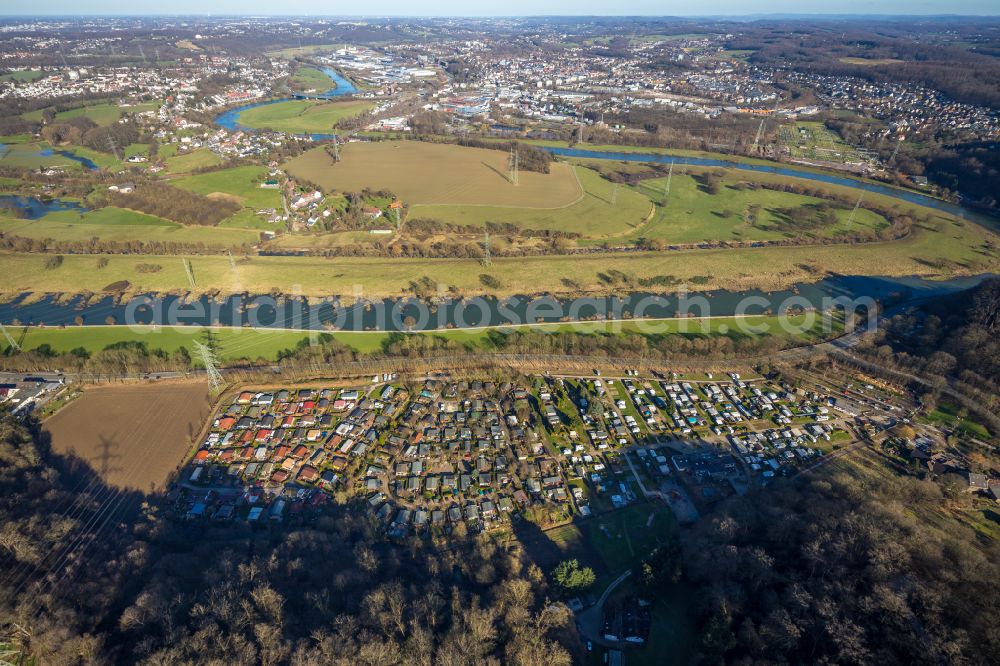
[546,146,971,219]
[214,66,359,140]
[0,274,993,332]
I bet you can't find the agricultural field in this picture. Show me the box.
[284,141,656,237]
[413,165,652,237]
[234,99,373,134]
[285,140,583,207]
[43,382,210,490]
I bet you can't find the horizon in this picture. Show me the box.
[5,2,1000,18]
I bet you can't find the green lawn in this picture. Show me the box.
[173,166,282,230]
[622,171,888,244]
[22,100,160,126]
[0,142,83,170]
[218,208,280,230]
[289,66,335,92]
[0,313,836,362]
[43,207,175,226]
[55,101,160,126]
[0,209,995,298]
[235,99,373,134]
[165,148,223,173]
[0,207,260,246]
[923,401,993,439]
[0,70,45,83]
[173,166,281,210]
[586,504,677,574]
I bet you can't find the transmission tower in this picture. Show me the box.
[332,135,341,162]
[183,258,196,288]
[193,340,224,394]
[106,136,121,162]
[138,44,146,63]
[611,183,618,206]
[393,206,401,231]
[482,231,492,267]
[889,136,903,164]
[0,323,20,352]
[664,160,674,201]
[508,144,519,186]
[847,192,865,227]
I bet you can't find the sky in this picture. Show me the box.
[7,1,1000,16]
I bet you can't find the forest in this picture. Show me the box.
[858,278,1000,407]
[681,456,1000,664]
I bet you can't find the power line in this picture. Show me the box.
[0,323,20,352]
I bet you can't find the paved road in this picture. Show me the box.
[576,570,633,648]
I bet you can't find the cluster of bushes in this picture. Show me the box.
[453,138,553,174]
[107,182,239,226]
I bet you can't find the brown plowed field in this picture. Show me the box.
[44,382,211,491]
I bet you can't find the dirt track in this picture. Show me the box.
[43,382,211,491]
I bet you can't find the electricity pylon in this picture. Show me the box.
[611,183,618,205]
[482,231,492,267]
[750,117,766,154]
[664,160,674,201]
[193,340,224,394]
[508,145,519,186]
[182,258,196,288]
[889,136,903,164]
[847,192,865,227]
[106,136,120,162]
